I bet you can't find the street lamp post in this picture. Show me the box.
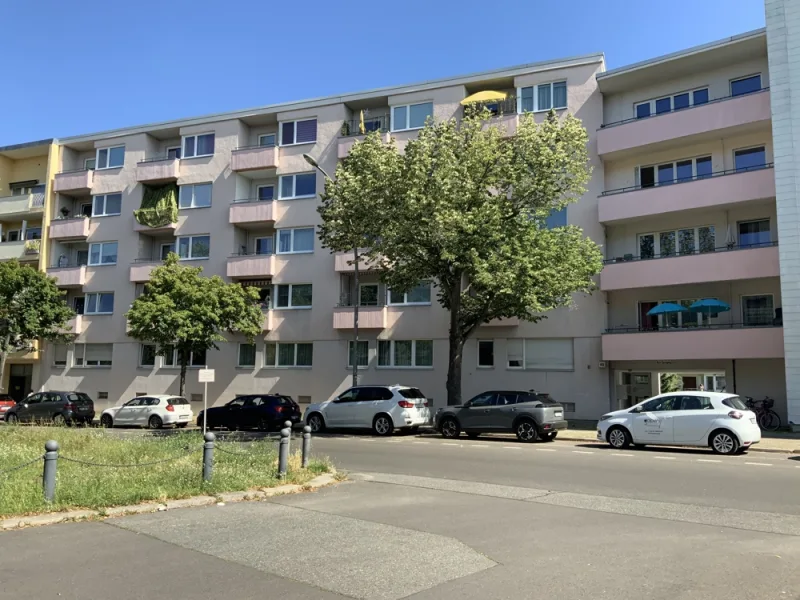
[303,154,359,387]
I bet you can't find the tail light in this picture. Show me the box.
[166,404,175,412]
[63,403,75,411]
[274,405,286,413]
[423,400,429,407]
[398,400,415,408]
[728,410,743,420]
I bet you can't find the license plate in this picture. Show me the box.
[555,412,563,418]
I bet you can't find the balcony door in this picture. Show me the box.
[639,302,658,331]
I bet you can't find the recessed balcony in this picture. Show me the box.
[129,260,162,282]
[334,250,381,272]
[0,192,45,219]
[226,253,275,279]
[49,217,90,241]
[54,169,94,195]
[230,145,279,174]
[332,305,387,329]
[229,199,274,225]
[49,265,86,288]
[133,221,178,235]
[136,157,180,183]
[0,241,35,262]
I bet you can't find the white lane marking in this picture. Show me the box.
[412,441,430,445]
[468,444,489,448]
[535,448,557,452]
[745,462,773,467]
[443,443,460,447]
[697,459,722,463]
[572,450,594,455]
[611,453,634,457]
[502,446,522,450]
[653,456,676,460]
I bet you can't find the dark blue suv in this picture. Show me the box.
[197,394,301,431]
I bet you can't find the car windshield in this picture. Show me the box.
[722,396,748,410]
[168,397,189,405]
[67,393,92,403]
[398,388,425,399]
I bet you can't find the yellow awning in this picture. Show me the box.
[460,90,508,105]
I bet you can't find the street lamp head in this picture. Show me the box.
[302,153,320,170]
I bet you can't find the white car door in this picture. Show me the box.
[137,397,161,426]
[114,398,142,424]
[325,389,358,426]
[631,395,677,444]
[672,395,717,443]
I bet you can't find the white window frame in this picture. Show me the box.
[388,282,432,306]
[166,146,181,159]
[84,158,96,170]
[91,193,122,217]
[162,347,207,368]
[477,340,494,368]
[506,338,574,371]
[258,133,276,147]
[347,340,369,368]
[176,235,210,261]
[178,182,212,209]
[636,155,713,187]
[182,132,215,159]
[517,81,568,113]
[237,343,257,368]
[84,292,115,315]
[256,184,275,201]
[278,173,317,200]
[95,145,125,170]
[634,87,709,118]
[390,101,433,132]
[279,119,318,146]
[276,227,315,254]
[273,283,312,309]
[263,342,314,368]
[741,293,774,327]
[254,236,274,256]
[88,241,118,266]
[139,344,156,368]
[637,225,716,259]
[74,343,113,368]
[53,344,68,367]
[377,339,433,369]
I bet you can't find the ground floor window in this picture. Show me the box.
[377,340,433,367]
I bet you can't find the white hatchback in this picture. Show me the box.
[100,395,194,429]
[597,391,761,455]
[305,385,431,436]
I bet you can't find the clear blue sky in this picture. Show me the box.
[0,0,765,146]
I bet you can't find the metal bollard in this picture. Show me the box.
[43,440,59,503]
[278,427,290,479]
[203,432,215,483]
[284,420,293,453]
[302,425,311,468]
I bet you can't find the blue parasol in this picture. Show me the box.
[688,298,731,313]
[647,303,687,316]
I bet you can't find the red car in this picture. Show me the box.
[0,394,16,417]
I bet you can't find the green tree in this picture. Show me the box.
[320,110,602,405]
[126,254,263,396]
[0,260,74,390]
[660,372,682,393]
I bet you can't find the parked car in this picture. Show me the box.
[597,391,761,455]
[0,394,16,418]
[4,391,95,426]
[197,394,302,431]
[100,395,192,429]
[435,390,567,442]
[305,385,431,436]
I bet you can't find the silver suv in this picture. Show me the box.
[434,390,567,442]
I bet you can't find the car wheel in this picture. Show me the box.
[257,418,272,432]
[307,413,325,433]
[710,430,739,455]
[148,415,163,430]
[6,413,18,425]
[100,414,113,428]
[466,432,481,439]
[439,417,460,439]
[516,419,540,443]
[373,414,394,437]
[606,426,631,449]
[53,414,66,427]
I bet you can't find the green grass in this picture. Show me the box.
[0,427,331,518]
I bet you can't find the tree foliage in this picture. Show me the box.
[660,372,682,394]
[126,254,263,396]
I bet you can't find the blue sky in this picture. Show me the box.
[0,0,765,146]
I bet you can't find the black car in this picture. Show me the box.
[197,394,302,431]
[4,391,95,426]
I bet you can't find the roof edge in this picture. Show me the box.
[0,138,54,153]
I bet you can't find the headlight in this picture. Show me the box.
[599,414,613,421]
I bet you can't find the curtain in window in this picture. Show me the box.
[278,344,295,366]
[377,341,390,366]
[553,82,567,108]
[291,284,312,307]
[296,343,313,366]
[520,87,534,112]
[265,342,277,366]
[394,341,412,366]
[278,231,292,253]
[239,344,256,367]
[507,339,523,367]
[538,85,551,110]
[293,228,314,252]
[415,341,433,366]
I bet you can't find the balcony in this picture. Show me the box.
[334,250,381,273]
[136,156,180,183]
[600,243,779,291]
[0,192,45,219]
[230,145,279,174]
[49,265,86,288]
[226,253,275,279]
[338,115,391,158]
[54,169,93,195]
[333,305,387,329]
[263,310,273,332]
[597,88,771,158]
[133,221,177,235]
[229,199,275,225]
[49,217,90,241]
[599,166,776,224]
[129,260,162,282]
[0,241,33,262]
[482,317,520,327]
[61,315,84,335]
[602,324,784,361]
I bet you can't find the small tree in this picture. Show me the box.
[126,254,263,396]
[0,260,74,390]
[660,373,682,393]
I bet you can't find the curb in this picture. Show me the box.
[0,472,339,532]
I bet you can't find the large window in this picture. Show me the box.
[391,102,433,131]
[634,88,708,119]
[275,283,312,308]
[280,119,317,146]
[238,343,256,367]
[348,340,369,367]
[182,133,215,158]
[478,340,494,368]
[257,185,274,201]
[359,284,379,306]
[264,342,313,367]
[388,282,431,305]
[734,146,767,172]
[742,294,774,326]
[638,225,715,259]
[378,340,433,368]
[178,183,212,209]
[731,74,762,97]
[140,344,156,367]
[545,208,567,229]
[53,344,68,367]
[506,338,573,371]
[96,146,125,169]
[638,156,712,188]
[255,237,274,255]
[177,235,210,260]
[738,219,771,248]
[279,173,316,199]
[85,292,114,315]
[162,346,206,368]
[88,242,118,266]
[75,343,113,367]
[92,193,122,217]
[277,227,314,254]
[519,81,567,113]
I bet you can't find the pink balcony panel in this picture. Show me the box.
[602,327,784,361]
[333,306,386,329]
[129,262,160,282]
[136,158,180,183]
[599,167,775,224]
[229,201,274,224]
[597,90,771,157]
[54,170,94,194]
[231,146,279,172]
[600,245,779,291]
[49,266,86,288]
[49,218,89,240]
[133,221,177,235]
[227,254,275,278]
[334,250,381,272]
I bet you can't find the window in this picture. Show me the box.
[81,203,93,217]
[348,340,369,367]
[92,193,122,217]
[561,401,576,413]
[731,74,762,97]
[264,342,313,367]
[160,243,175,260]
[255,237,274,255]
[74,343,113,367]
[238,343,256,367]
[545,207,567,229]
[162,346,206,367]
[734,147,766,172]
[182,133,215,158]
[25,227,42,240]
[280,119,317,146]
[257,185,274,201]
[377,340,433,368]
[259,133,276,147]
[506,339,573,370]
[177,235,210,260]
[166,146,181,159]
[53,344,68,367]
[359,284,379,306]
[88,242,118,266]
[469,392,497,407]
[275,283,312,308]
[96,146,124,170]
[519,81,568,112]
[477,340,494,368]
[140,344,156,367]
[638,225,715,259]
[279,173,316,199]
[641,395,681,412]
[178,183,212,209]
[84,158,96,170]
[742,294,774,326]
[678,396,713,410]
[738,219,770,248]
[722,396,748,410]
[277,227,315,254]
[634,88,708,119]
[388,282,431,305]
[391,102,433,131]
[85,292,114,315]
[638,156,712,188]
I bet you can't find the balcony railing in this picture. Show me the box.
[230,250,274,257]
[341,115,390,137]
[600,87,770,129]
[233,144,277,152]
[138,155,178,164]
[603,240,777,265]
[50,259,87,269]
[463,96,518,118]
[231,196,274,204]
[605,319,781,335]
[601,163,774,196]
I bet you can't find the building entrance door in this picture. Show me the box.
[8,364,33,402]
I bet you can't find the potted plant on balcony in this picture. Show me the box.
[24,239,40,255]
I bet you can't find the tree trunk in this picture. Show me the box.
[179,348,188,397]
[0,351,6,393]
[446,287,464,406]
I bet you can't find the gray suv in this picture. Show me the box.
[435,390,567,442]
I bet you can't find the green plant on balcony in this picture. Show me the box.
[134,183,178,228]
[24,239,40,254]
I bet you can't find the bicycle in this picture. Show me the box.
[744,396,781,432]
